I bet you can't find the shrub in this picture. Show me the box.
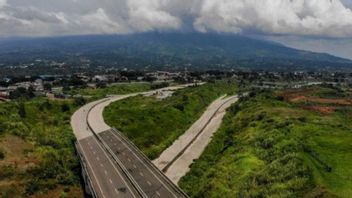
[18,103,26,118]
[0,165,15,179]
[0,149,5,160]
[74,97,86,106]
[61,103,70,112]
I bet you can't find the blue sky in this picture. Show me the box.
[1,0,352,59]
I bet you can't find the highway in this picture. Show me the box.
[98,129,186,197]
[159,95,239,183]
[72,100,141,198]
[71,85,192,198]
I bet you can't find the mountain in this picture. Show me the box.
[0,33,351,71]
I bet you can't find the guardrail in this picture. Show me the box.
[86,98,147,198]
[86,95,189,198]
[111,128,189,198]
[75,142,99,198]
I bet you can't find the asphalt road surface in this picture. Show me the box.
[77,136,140,198]
[98,129,186,198]
[72,102,141,198]
[71,85,194,198]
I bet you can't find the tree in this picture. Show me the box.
[74,97,86,106]
[61,103,70,112]
[18,103,26,118]
[96,81,107,88]
[44,83,52,91]
[0,149,4,160]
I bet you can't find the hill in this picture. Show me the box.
[0,33,351,71]
[179,86,352,197]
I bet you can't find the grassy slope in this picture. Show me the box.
[179,88,352,198]
[0,99,82,198]
[104,81,237,159]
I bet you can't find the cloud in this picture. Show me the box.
[194,0,352,37]
[1,0,352,38]
[78,8,129,34]
[127,0,182,31]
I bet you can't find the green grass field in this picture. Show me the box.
[179,87,352,198]
[104,81,237,159]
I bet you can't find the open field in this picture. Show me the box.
[104,80,238,159]
[179,86,352,198]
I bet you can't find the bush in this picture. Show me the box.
[0,165,15,179]
[74,97,86,106]
[18,103,26,118]
[61,103,70,112]
[0,149,5,160]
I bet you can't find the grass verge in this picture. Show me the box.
[104,80,237,159]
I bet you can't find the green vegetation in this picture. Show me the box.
[179,87,352,198]
[0,99,83,197]
[0,149,4,160]
[68,82,153,100]
[0,82,158,197]
[104,81,237,159]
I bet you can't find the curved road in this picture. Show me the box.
[71,85,194,198]
[71,83,237,197]
[71,99,141,198]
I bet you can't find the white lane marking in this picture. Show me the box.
[91,137,138,198]
[133,164,137,169]
[156,191,161,196]
[127,158,131,162]
[96,157,100,161]
[139,172,144,177]
[104,170,108,175]
[109,179,113,184]
[93,151,96,155]
[115,188,119,194]
[78,142,106,198]
[108,131,178,197]
[100,164,104,167]
[147,181,152,186]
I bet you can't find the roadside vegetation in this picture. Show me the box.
[0,82,155,197]
[0,98,83,198]
[104,80,237,159]
[66,82,169,101]
[179,85,352,198]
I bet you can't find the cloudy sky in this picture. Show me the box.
[1,0,352,59]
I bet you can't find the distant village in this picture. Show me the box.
[1,70,352,102]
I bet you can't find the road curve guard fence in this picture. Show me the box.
[75,142,98,198]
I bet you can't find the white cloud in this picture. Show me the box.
[0,0,6,7]
[127,0,181,31]
[1,0,352,38]
[78,8,129,34]
[194,0,352,37]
